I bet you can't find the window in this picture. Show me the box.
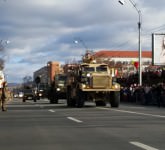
[96,66,107,72]
[83,67,95,72]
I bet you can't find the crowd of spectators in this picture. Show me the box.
[120,83,165,107]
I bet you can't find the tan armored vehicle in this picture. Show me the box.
[65,52,120,108]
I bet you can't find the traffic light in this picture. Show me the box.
[35,76,41,84]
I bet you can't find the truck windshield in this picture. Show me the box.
[55,75,67,84]
[96,66,107,72]
[83,67,95,72]
[58,76,66,81]
[23,89,33,93]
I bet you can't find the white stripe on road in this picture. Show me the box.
[130,141,159,150]
[48,109,55,113]
[67,117,82,123]
[97,107,165,118]
[43,99,49,102]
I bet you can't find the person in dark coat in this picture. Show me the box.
[156,84,163,107]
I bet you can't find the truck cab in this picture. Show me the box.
[48,74,67,104]
[66,62,120,108]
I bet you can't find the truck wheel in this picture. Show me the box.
[33,98,37,102]
[76,90,84,108]
[50,99,54,104]
[67,98,76,107]
[109,91,120,107]
[67,87,76,107]
[49,95,58,104]
[54,95,58,104]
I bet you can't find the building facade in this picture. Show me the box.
[33,61,60,86]
[94,50,152,64]
[94,50,152,78]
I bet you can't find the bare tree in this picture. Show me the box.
[23,76,33,88]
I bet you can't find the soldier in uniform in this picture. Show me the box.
[0,71,7,111]
[1,81,8,111]
[0,81,8,111]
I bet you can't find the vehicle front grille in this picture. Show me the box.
[90,75,111,88]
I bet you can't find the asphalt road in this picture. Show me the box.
[0,98,164,150]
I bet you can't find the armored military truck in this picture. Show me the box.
[48,73,67,104]
[65,52,120,108]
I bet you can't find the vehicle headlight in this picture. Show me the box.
[86,73,91,77]
[80,84,86,89]
[57,88,60,91]
[112,83,120,89]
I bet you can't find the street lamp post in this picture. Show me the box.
[118,0,142,86]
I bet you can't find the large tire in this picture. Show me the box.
[67,87,76,107]
[109,91,120,107]
[49,92,58,104]
[33,98,37,102]
[36,94,40,100]
[76,89,85,108]
[54,95,58,104]
[50,99,54,104]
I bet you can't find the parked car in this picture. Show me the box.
[18,92,24,98]
[22,89,36,102]
[13,93,18,98]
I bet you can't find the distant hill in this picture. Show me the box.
[8,83,22,88]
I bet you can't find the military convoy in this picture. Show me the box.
[47,51,120,107]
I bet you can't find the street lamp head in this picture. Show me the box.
[0,40,10,45]
[74,40,79,44]
[118,0,125,5]
[5,40,10,44]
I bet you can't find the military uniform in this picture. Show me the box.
[0,81,8,111]
[0,71,7,111]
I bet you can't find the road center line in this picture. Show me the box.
[67,117,82,123]
[97,107,165,118]
[48,109,55,113]
[130,141,159,150]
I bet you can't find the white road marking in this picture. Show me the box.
[48,109,55,113]
[97,107,165,118]
[43,99,49,102]
[67,117,83,123]
[126,106,145,109]
[130,141,159,150]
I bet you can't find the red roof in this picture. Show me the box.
[94,50,152,58]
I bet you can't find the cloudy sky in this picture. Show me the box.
[0,0,165,83]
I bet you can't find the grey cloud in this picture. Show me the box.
[0,0,164,83]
